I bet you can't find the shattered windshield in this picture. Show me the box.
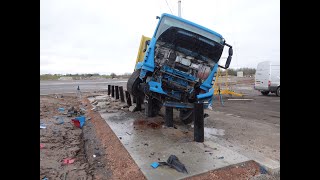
[155,16,224,45]
[155,16,224,63]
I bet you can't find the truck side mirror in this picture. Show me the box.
[225,47,233,69]
[229,47,233,56]
[225,56,232,69]
[156,16,160,19]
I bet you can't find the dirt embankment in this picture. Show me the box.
[40,95,92,179]
[40,95,146,180]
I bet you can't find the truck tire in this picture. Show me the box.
[261,91,269,96]
[127,70,143,97]
[179,109,194,124]
[276,87,280,97]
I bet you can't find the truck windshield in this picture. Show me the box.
[155,16,224,45]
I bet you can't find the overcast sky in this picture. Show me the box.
[40,0,280,75]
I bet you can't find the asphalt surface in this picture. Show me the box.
[40,78,280,177]
[40,78,280,126]
[40,79,128,95]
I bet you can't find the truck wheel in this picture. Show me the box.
[261,91,269,96]
[276,87,280,97]
[127,70,143,97]
[180,109,194,124]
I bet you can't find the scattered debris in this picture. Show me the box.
[40,123,46,129]
[259,165,268,174]
[106,109,118,113]
[119,137,122,140]
[68,106,75,112]
[71,116,86,128]
[93,155,96,158]
[40,95,94,179]
[144,143,149,146]
[58,107,65,112]
[218,156,224,159]
[54,116,64,125]
[150,152,155,155]
[126,132,132,135]
[67,107,75,117]
[158,155,188,174]
[62,158,75,165]
[72,119,81,128]
[96,102,107,109]
[80,108,86,112]
[129,105,136,112]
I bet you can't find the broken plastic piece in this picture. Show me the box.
[165,155,188,174]
[71,119,81,128]
[151,162,159,168]
[58,107,65,112]
[72,116,86,128]
[40,144,45,149]
[62,158,75,165]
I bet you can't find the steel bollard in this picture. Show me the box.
[194,102,204,142]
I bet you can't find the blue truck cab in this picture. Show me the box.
[127,13,233,124]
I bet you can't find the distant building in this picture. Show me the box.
[237,71,243,77]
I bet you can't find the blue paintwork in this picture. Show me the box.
[163,74,188,87]
[139,38,157,79]
[148,81,167,95]
[162,65,196,81]
[200,63,218,92]
[197,88,214,99]
[135,62,143,70]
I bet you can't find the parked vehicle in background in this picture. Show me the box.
[254,61,280,96]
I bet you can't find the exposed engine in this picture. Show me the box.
[154,44,213,81]
[148,43,215,102]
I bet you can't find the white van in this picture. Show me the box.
[254,61,280,96]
